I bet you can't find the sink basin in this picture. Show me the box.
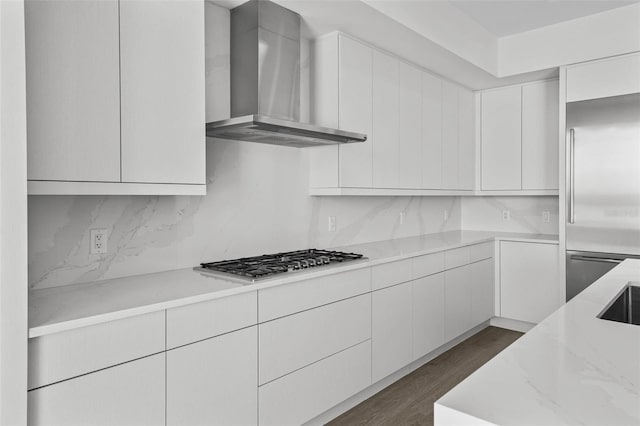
[599,283,640,326]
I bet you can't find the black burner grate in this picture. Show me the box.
[199,249,364,280]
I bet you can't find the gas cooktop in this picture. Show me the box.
[195,249,366,283]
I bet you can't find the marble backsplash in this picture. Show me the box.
[28,142,461,290]
[461,196,559,235]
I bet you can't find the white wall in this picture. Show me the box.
[499,3,640,76]
[0,0,28,423]
[27,3,461,290]
[28,147,461,289]
[362,0,498,75]
[461,196,559,235]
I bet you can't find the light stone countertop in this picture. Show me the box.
[435,258,640,426]
[29,230,558,338]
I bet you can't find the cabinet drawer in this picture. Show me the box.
[371,258,413,290]
[166,291,256,349]
[259,294,371,385]
[28,353,165,426]
[444,246,470,270]
[258,268,370,322]
[28,311,165,390]
[470,242,494,263]
[259,340,371,426]
[412,252,445,278]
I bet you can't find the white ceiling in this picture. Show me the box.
[449,0,639,37]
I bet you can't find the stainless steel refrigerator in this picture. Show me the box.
[566,93,640,301]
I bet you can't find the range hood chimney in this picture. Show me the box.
[206,0,367,148]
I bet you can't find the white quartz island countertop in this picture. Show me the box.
[29,230,557,338]
[435,259,640,426]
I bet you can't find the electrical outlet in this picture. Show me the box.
[502,210,511,221]
[90,228,108,254]
[328,216,336,232]
[542,211,551,223]
[399,211,406,225]
[444,209,449,221]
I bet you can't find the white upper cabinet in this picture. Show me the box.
[372,51,400,189]
[480,80,559,193]
[398,62,423,189]
[120,0,205,185]
[522,81,559,190]
[566,52,640,102]
[25,0,121,183]
[458,87,475,190]
[481,86,522,191]
[339,35,374,188]
[309,33,372,188]
[421,72,443,189]
[25,0,206,195]
[309,32,475,195]
[442,81,460,190]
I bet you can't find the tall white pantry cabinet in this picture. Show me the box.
[309,32,475,193]
[25,0,206,195]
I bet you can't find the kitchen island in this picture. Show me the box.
[435,259,640,425]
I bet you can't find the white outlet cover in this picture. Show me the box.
[90,228,108,254]
[328,216,336,232]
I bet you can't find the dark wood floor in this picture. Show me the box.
[328,326,523,426]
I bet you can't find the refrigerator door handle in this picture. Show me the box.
[570,255,622,264]
[568,128,575,224]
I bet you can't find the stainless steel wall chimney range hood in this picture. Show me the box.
[206,0,367,148]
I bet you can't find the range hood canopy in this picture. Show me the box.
[206,0,367,147]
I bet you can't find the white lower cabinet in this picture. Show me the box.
[372,281,413,382]
[500,241,561,323]
[471,258,495,325]
[444,265,473,341]
[259,294,371,385]
[28,354,165,426]
[412,273,445,360]
[166,326,257,426]
[259,340,372,426]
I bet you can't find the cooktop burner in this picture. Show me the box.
[196,249,366,283]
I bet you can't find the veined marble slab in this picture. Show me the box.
[29,230,558,338]
[435,259,640,426]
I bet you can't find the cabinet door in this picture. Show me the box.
[25,0,120,182]
[413,273,445,360]
[422,72,443,189]
[522,80,559,190]
[28,354,164,426]
[398,62,422,188]
[500,241,561,324]
[120,0,205,184]
[458,87,475,190]
[372,51,399,189]
[167,327,257,426]
[259,340,371,426]
[470,259,495,326]
[481,86,522,190]
[444,265,472,341]
[339,35,373,188]
[372,282,413,382]
[566,53,640,102]
[259,294,370,385]
[442,81,459,189]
